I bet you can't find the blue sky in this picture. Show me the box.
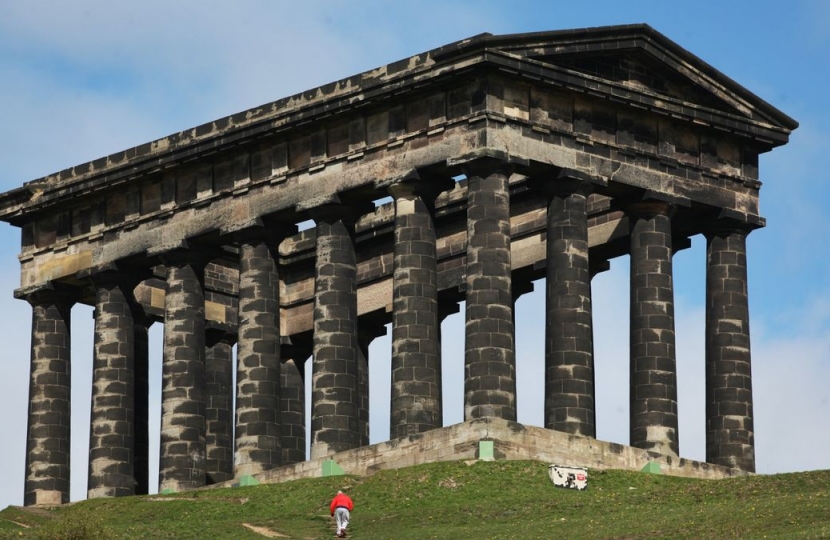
[0,1,828,508]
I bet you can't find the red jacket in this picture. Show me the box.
[330,493,354,515]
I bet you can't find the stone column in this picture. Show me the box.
[464,161,516,421]
[205,329,234,484]
[235,229,282,477]
[628,201,679,456]
[280,355,307,466]
[310,205,361,459]
[23,289,74,506]
[87,272,136,499]
[132,313,151,495]
[389,181,442,438]
[159,251,207,493]
[706,224,755,471]
[543,177,595,437]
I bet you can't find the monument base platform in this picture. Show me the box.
[208,417,746,492]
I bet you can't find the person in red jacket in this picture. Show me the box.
[330,490,354,538]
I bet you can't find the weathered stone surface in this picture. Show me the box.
[311,209,360,459]
[159,253,207,493]
[706,226,755,472]
[24,290,73,506]
[88,273,136,499]
[235,232,282,476]
[280,357,306,466]
[209,418,748,492]
[543,179,595,436]
[390,181,442,438]
[629,202,679,456]
[205,329,234,484]
[464,162,516,421]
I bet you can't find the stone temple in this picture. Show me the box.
[0,24,796,506]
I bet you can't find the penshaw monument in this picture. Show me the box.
[0,25,796,506]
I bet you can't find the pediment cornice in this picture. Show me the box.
[0,24,796,218]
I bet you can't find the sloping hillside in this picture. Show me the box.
[1,460,828,539]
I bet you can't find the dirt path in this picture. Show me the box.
[0,517,31,528]
[241,523,289,537]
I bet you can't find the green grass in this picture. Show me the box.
[1,460,828,539]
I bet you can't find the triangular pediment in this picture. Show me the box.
[532,49,747,117]
[435,24,797,133]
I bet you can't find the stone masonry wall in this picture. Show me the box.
[205,418,746,493]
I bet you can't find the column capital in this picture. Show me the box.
[447,148,517,178]
[626,199,675,219]
[704,209,762,239]
[385,169,453,204]
[531,168,602,199]
[624,191,691,219]
[230,220,297,246]
[460,157,513,179]
[308,199,368,227]
[387,171,425,201]
[18,283,78,308]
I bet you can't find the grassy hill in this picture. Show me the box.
[1,460,828,539]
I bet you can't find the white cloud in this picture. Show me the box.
[752,292,830,473]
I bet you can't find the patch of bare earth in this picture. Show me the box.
[0,518,30,528]
[241,523,289,537]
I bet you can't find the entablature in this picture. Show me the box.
[0,25,795,227]
[14,75,768,257]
